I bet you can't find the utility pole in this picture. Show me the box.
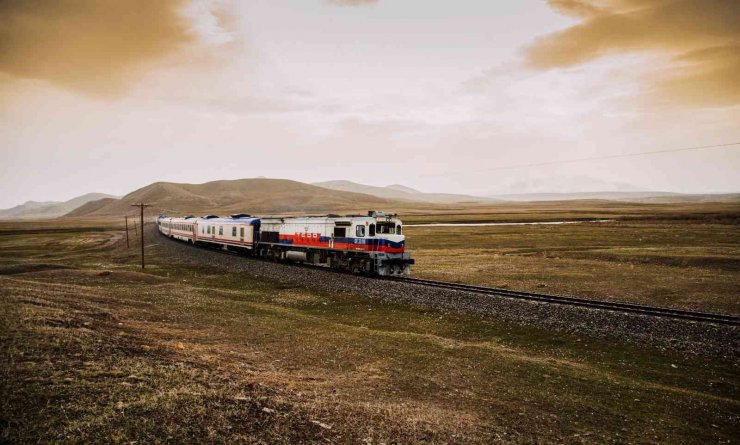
[125,216,130,248]
[133,220,138,236]
[130,203,151,269]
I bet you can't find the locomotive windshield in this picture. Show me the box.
[376,222,396,234]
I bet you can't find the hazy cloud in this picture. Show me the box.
[527,0,740,106]
[0,0,196,96]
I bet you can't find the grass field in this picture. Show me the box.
[1,207,739,443]
[407,220,740,315]
[400,201,740,225]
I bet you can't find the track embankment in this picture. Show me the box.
[152,227,739,358]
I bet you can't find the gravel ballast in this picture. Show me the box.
[152,228,739,359]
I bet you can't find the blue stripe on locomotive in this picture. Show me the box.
[277,237,403,248]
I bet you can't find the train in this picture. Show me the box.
[156,211,414,276]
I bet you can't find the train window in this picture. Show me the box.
[396,225,402,235]
[240,227,244,238]
[377,222,395,234]
[369,223,375,236]
[356,225,365,237]
[232,227,237,236]
[219,226,223,236]
[207,226,211,234]
[333,227,346,238]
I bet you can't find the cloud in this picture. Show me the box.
[0,0,196,96]
[526,0,740,107]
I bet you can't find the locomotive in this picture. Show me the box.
[156,211,414,276]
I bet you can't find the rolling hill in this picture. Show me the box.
[66,178,404,217]
[0,193,119,219]
[312,180,495,204]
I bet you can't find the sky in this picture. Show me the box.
[0,0,738,207]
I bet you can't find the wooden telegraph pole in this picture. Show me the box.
[125,216,130,248]
[130,203,151,268]
[133,220,138,236]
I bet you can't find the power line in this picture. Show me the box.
[425,141,740,177]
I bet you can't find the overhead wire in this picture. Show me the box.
[423,141,740,177]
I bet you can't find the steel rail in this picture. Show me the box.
[387,276,740,326]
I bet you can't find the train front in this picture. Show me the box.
[369,211,414,276]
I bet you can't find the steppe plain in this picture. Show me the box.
[1,201,738,443]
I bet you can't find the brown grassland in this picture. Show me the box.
[1,202,739,443]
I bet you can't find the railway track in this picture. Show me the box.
[386,276,740,326]
[160,232,740,327]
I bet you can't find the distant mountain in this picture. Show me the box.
[626,193,740,204]
[313,180,495,204]
[67,178,404,217]
[385,184,421,194]
[492,191,740,203]
[489,176,645,196]
[0,193,119,219]
[484,175,740,203]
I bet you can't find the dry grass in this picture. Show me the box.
[1,214,739,443]
[400,201,740,224]
[407,217,740,314]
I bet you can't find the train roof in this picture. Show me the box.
[161,215,260,225]
[159,211,401,224]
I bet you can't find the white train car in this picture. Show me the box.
[157,214,260,250]
[157,216,196,242]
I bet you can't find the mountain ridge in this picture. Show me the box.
[0,193,119,219]
[66,178,403,217]
[492,191,740,203]
[312,180,495,204]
